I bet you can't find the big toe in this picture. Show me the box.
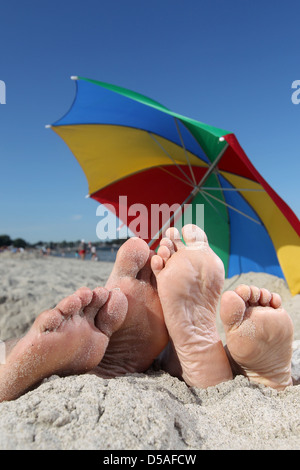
[95,288,128,337]
[108,237,150,280]
[220,290,246,332]
[182,224,208,247]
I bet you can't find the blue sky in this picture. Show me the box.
[0,0,299,243]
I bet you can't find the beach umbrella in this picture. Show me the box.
[49,77,300,295]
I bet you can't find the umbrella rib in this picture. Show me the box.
[200,191,229,225]
[200,189,262,225]
[174,118,197,185]
[201,187,265,192]
[176,120,209,164]
[158,166,196,189]
[148,132,195,187]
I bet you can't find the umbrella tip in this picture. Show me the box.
[70,76,78,80]
[85,194,90,198]
[45,124,52,129]
[219,136,225,142]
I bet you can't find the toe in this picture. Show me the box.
[36,308,64,333]
[95,289,128,337]
[270,292,282,309]
[248,285,261,304]
[235,284,251,302]
[159,237,176,255]
[259,288,272,306]
[110,237,150,279]
[182,224,208,246]
[165,227,185,251]
[83,287,110,321]
[76,287,94,309]
[56,287,93,317]
[220,290,246,331]
[157,244,171,263]
[151,254,164,277]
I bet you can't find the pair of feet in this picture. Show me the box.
[0,225,294,402]
[151,226,293,390]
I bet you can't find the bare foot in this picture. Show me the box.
[220,284,294,390]
[151,225,233,388]
[95,237,169,377]
[0,287,127,402]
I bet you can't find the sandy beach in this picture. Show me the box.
[0,250,300,450]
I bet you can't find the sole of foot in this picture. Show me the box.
[220,284,294,390]
[151,224,233,388]
[95,237,169,377]
[0,286,127,402]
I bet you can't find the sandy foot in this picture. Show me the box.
[95,237,169,377]
[0,286,127,402]
[151,225,233,388]
[220,284,294,390]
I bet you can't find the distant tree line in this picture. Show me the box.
[0,234,28,248]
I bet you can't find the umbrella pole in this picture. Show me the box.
[148,189,197,248]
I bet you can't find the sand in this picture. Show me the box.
[0,250,300,450]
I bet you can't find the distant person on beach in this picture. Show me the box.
[0,225,294,402]
[90,244,98,261]
[78,239,87,260]
[41,246,47,256]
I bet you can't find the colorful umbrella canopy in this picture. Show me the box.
[50,77,300,295]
